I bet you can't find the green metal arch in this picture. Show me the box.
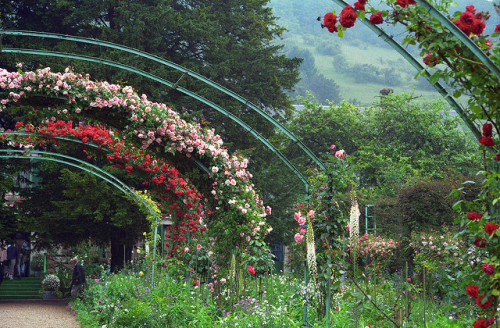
[0,47,308,187]
[0,149,161,284]
[0,30,325,170]
[331,0,482,139]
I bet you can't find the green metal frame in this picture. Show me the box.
[0,149,161,285]
[330,0,482,139]
[0,47,308,187]
[0,30,326,178]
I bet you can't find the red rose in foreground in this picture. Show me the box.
[328,25,338,33]
[370,12,384,25]
[248,266,256,275]
[471,20,486,35]
[476,295,493,309]
[339,6,357,28]
[466,5,476,14]
[324,12,337,28]
[485,222,499,236]
[474,236,486,248]
[482,263,494,275]
[466,284,479,298]
[474,318,495,328]
[496,24,500,33]
[483,123,493,137]
[354,2,365,11]
[479,136,495,147]
[396,0,416,8]
[460,11,474,25]
[467,210,482,222]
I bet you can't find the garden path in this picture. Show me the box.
[0,300,80,328]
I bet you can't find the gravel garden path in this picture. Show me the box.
[0,300,81,328]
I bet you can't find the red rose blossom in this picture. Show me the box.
[466,284,479,298]
[460,11,474,25]
[495,24,500,33]
[473,318,495,328]
[328,25,338,33]
[484,222,499,236]
[474,236,486,248]
[479,136,495,147]
[471,20,486,35]
[467,210,482,222]
[248,265,256,275]
[466,5,476,14]
[476,295,493,309]
[396,0,416,8]
[359,0,368,4]
[370,11,384,25]
[423,52,439,67]
[354,2,365,11]
[482,263,494,275]
[483,123,493,137]
[339,7,357,28]
[324,12,337,28]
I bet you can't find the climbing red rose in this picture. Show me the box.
[354,2,365,11]
[482,263,494,275]
[471,20,486,35]
[473,318,495,328]
[495,24,500,33]
[460,11,475,26]
[324,12,337,28]
[467,211,482,222]
[466,284,479,298]
[339,6,357,28]
[369,12,384,25]
[248,266,256,275]
[479,136,495,147]
[396,0,416,8]
[475,295,493,309]
[423,52,439,67]
[466,5,476,14]
[484,222,499,236]
[482,123,493,137]
[474,236,486,248]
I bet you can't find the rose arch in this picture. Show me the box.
[0,65,276,282]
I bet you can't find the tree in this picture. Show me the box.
[22,162,150,271]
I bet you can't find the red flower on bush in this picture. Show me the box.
[423,52,439,67]
[354,2,365,11]
[370,12,384,25]
[396,0,416,8]
[483,123,493,137]
[466,284,479,298]
[471,20,486,36]
[479,136,495,147]
[466,5,476,14]
[484,223,499,236]
[460,11,475,26]
[339,6,357,28]
[248,266,256,275]
[495,24,500,33]
[474,236,486,248]
[324,12,337,27]
[467,210,482,222]
[482,263,494,275]
[476,295,493,309]
[473,318,495,328]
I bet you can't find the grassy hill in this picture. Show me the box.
[269,0,499,105]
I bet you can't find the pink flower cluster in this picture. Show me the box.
[357,234,400,274]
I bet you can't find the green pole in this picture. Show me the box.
[325,253,332,325]
[303,262,309,327]
[43,253,47,274]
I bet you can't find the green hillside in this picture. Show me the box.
[269,0,499,105]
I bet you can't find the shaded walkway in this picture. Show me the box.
[0,300,80,328]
